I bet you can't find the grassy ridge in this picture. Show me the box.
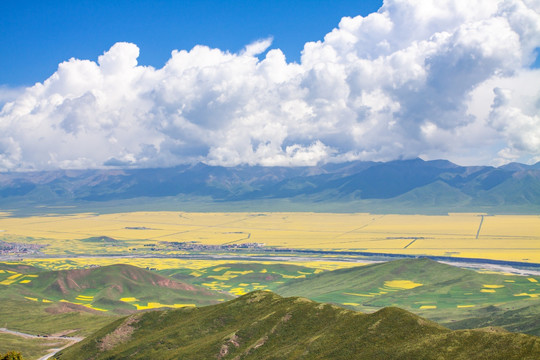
[275,258,540,335]
[57,291,540,360]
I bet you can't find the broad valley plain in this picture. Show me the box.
[1,160,539,359]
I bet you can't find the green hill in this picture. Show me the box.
[0,263,233,336]
[0,264,234,356]
[447,302,540,335]
[8,264,232,313]
[275,258,540,335]
[57,291,540,360]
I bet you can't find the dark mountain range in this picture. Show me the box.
[1,158,539,213]
[56,291,540,360]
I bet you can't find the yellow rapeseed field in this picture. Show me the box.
[0,211,538,263]
[16,257,362,273]
[384,280,423,289]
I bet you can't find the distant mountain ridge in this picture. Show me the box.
[1,158,539,213]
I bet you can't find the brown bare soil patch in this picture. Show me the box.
[156,277,196,290]
[99,315,140,351]
[45,302,102,315]
[48,268,93,295]
[218,334,241,359]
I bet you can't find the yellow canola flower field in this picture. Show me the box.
[514,293,540,298]
[120,297,139,302]
[384,280,423,290]
[17,257,363,273]
[134,302,196,310]
[344,292,375,297]
[0,211,538,263]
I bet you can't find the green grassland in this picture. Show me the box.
[275,258,540,335]
[0,298,117,337]
[129,259,540,336]
[57,291,540,360]
[0,332,72,360]
[159,262,323,296]
[0,261,328,358]
[2,259,539,337]
[0,263,233,359]
[154,258,540,336]
[1,258,539,358]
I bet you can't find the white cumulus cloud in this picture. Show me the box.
[1,0,540,170]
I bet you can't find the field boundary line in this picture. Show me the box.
[475,215,484,239]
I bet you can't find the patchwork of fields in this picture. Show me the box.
[0,211,538,263]
[0,258,360,301]
[9,257,360,273]
[2,258,538,330]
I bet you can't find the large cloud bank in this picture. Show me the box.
[1,0,540,170]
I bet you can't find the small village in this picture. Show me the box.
[160,241,265,252]
[0,240,46,256]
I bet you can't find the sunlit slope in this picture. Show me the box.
[0,262,44,274]
[161,262,339,296]
[7,258,361,297]
[0,264,231,313]
[57,291,540,360]
[0,211,538,263]
[275,258,540,335]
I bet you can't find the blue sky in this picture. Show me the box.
[0,0,539,170]
[1,0,382,86]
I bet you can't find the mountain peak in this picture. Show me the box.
[1,158,539,214]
